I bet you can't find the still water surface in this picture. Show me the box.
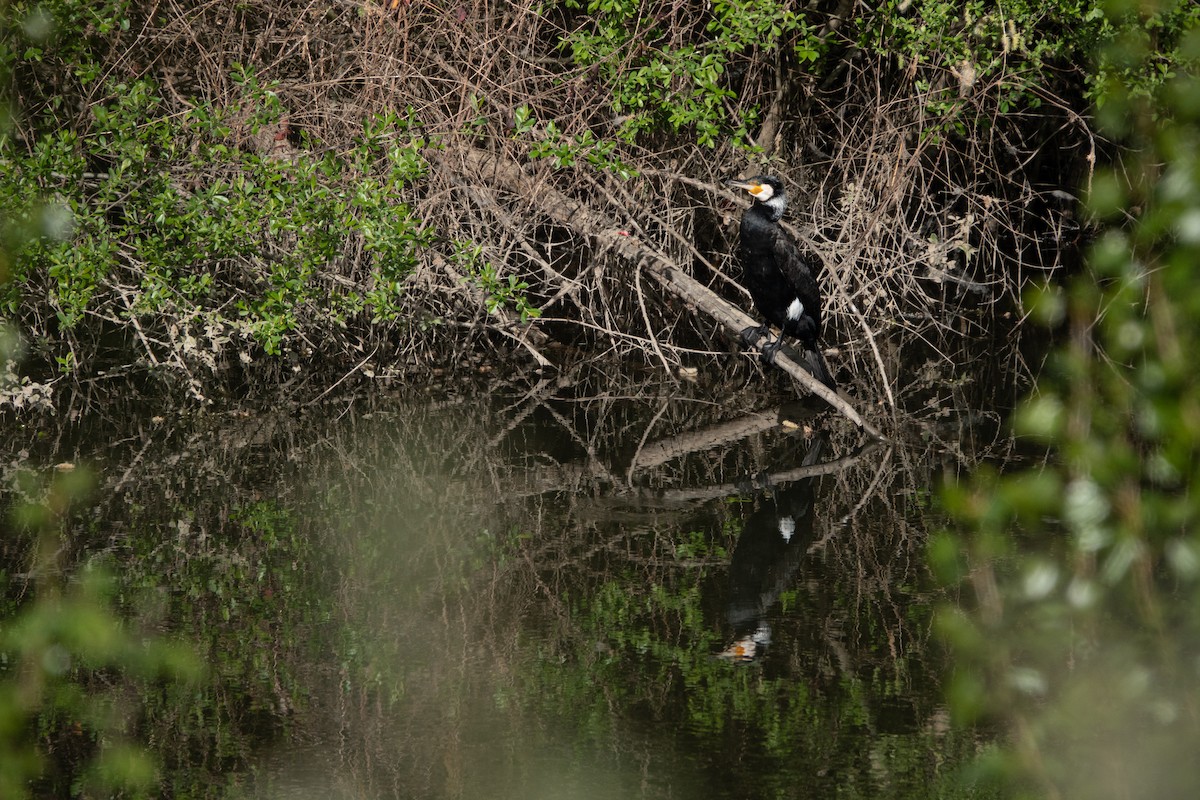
[5,362,1013,798]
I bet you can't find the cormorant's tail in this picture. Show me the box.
[802,348,837,392]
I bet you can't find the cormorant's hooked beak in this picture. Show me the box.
[725,177,765,197]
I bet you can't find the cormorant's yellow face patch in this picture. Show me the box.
[727,177,775,202]
[749,182,775,202]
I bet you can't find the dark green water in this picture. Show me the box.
[2,352,1017,799]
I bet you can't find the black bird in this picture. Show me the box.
[726,175,836,390]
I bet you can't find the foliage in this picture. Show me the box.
[1,65,430,366]
[512,103,639,177]
[454,241,542,322]
[862,1,1101,122]
[856,0,1198,134]
[934,5,1200,796]
[1090,0,1200,108]
[2,0,1148,394]
[0,2,453,387]
[557,0,1200,147]
[0,0,132,95]
[558,0,825,147]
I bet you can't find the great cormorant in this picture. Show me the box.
[725,175,836,390]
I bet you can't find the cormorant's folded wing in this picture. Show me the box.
[770,229,824,333]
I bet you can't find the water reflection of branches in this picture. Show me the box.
[0,361,1016,796]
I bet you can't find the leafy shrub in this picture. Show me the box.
[1,64,431,370]
[558,0,826,147]
[861,0,1199,128]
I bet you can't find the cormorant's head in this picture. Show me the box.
[725,175,787,219]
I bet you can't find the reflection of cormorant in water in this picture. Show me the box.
[718,435,826,662]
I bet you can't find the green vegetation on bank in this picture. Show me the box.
[558,0,1197,145]
[559,0,825,146]
[2,56,431,363]
[869,1,1197,111]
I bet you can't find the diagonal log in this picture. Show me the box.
[447,147,883,439]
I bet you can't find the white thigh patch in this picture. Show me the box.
[786,298,804,320]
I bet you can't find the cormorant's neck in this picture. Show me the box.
[755,194,786,222]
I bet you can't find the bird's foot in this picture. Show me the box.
[740,324,769,347]
[759,337,783,365]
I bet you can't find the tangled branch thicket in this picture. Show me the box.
[1,0,1092,400]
